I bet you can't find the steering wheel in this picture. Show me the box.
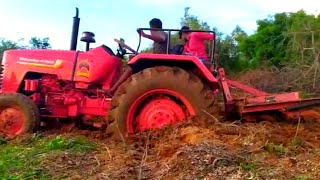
[114,38,137,55]
[117,39,126,54]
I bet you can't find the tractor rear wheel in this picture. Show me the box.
[106,66,217,140]
[0,93,40,138]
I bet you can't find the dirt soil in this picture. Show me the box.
[36,112,320,180]
[31,67,320,180]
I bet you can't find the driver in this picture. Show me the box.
[179,25,216,62]
[139,18,168,54]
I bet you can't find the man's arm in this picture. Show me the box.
[193,32,214,41]
[140,31,166,43]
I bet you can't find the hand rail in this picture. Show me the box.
[136,28,216,64]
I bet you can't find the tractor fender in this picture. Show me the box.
[127,53,219,88]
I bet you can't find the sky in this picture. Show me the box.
[0,0,319,52]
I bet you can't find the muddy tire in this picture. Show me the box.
[0,93,40,138]
[106,66,217,140]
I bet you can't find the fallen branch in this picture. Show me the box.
[94,156,101,167]
[293,112,301,143]
[90,155,101,174]
[138,131,151,180]
[312,53,320,88]
[247,140,269,153]
[104,145,112,159]
[211,157,228,168]
[202,109,220,124]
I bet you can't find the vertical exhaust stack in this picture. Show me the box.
[70,7,80,50]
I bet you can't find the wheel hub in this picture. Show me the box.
[136,97,187,131]
[0,107,24,135]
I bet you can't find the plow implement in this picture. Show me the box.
[218,68,320,121]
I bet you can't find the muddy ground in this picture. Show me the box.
[32,109,319,180]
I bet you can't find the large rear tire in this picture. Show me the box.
[0,93,40,138]
[106,66,217,140]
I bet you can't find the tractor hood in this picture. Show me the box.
[2,49,77,67]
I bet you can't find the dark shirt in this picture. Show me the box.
[152,31,168,54]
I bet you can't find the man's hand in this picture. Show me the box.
[139,30,146,37]
[214,53,219,59]
[139,30,166,43]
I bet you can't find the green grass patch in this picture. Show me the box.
[240,161,256,172]
[0,134,98,179]
[41,135,97,152]
[294,176,313,180]
[265,143,288,156]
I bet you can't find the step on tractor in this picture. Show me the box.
[0,8,319,139]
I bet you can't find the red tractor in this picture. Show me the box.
[0,8,319,139]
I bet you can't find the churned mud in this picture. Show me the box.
[34,113,320,179]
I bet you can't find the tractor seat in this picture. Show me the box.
[101,45,116,56]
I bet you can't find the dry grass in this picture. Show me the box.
[233,66,320,98]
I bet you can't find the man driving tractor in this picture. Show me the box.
[139,18,168,54]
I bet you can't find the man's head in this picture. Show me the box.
[149,18,162,29]
[179,25,191,40]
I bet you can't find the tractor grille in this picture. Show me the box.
[0,64,4,90]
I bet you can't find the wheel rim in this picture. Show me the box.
[0,106,25,136]
[127,89,196,134]
[136,96,186,131]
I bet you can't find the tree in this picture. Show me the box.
[218,25,249,71]
[0,36,52,62]
[29,37,51,49]
[171,7,213,46]
[237,12,291,67]
[285,10,320,64]
[0,38,21,61]
[180,7,211,30]
[236,10,320,71]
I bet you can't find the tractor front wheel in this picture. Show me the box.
[0,93,40,138]
[106,66,217,140]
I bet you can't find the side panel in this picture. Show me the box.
[1,46,123,93]
[1,49,76,92]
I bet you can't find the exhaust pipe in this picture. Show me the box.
[70,7,80,50]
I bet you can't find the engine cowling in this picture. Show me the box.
[72,46,123,89]
[1,45,122,93]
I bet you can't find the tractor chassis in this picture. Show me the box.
[25,67,320,125]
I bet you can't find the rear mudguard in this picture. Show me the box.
[127,53,219,89]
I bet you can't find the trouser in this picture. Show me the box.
[184,53,206,63]
[198,57,206,63]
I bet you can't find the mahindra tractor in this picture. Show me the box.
[0,8,319,139]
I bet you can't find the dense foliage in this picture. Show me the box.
[236,10,320,70]
[229,10,318,72]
